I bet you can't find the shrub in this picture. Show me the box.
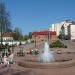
[50,40,67,48]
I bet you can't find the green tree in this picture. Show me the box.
[58,33,62,39]
[13,27,22,40]
[23,35,29,41]
[58,31,63,39]
[28,32,32,39]
[0,2,12,50]
[0,2,12,32]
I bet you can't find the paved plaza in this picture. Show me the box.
[0,40,75,75]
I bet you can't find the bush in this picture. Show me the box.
[50,40,67,48]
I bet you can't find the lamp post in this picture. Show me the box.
[12,34,14,53]
[34,34,36,47]
[48,28,50,45]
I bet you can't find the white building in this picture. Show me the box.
[0,32,27,45]
[50,20,74,36]
[2,32,13,41]
[63,20,73,36]
[51,22,64,36]
[68,24,75,40]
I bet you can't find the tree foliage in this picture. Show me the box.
[23,32,32,41]
[13,27,23,40]
[50,40,67,48]
[0,2,12,32]
[23,35,29,41]
[28,32,32,39]
[0,2,32,41]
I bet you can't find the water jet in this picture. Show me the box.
[39,42,54,63]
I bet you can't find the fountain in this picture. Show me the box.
[40,42,54,63]
[18,30,75,69]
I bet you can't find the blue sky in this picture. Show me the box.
[3,0,75,35]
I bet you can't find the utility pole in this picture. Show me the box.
[35,34,36,47]
[12,32,14,52]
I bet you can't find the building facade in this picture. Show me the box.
[50,20,74,37]
[68,24,75,40]
[51,23,63,36]
[2,32,13,41]
[32,30,57,42]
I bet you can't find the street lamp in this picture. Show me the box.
[34,34,36,47]
[11,32,14,52]
[48,28,50,45]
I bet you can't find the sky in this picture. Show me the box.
[2,0,75,35]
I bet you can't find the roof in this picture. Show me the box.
[32,30,56,35]
[2,32,13,37]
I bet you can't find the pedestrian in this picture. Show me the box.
[8,53,14,64]
[3,55,9,67]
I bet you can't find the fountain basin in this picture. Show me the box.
[18,59,75,69]
[18,42,75,69]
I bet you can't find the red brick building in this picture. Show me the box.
[32,30,57,42]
